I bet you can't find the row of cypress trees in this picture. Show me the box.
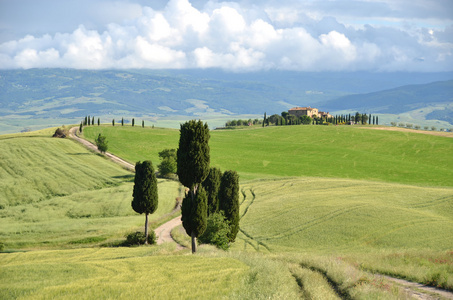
[81,116,146,127]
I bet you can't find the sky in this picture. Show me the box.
[0,0,452,72]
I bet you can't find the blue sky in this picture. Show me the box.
[0,0,452,71]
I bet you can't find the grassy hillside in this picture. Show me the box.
[83,124,453,187]
[0,248,249,299]
[233,177,453,290]
[236,177,453,253]
[2,124,453,297]
[0,130,182,249]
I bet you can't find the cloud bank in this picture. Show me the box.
[0,0,452,71]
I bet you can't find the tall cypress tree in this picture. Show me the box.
[132,118,135,127]
[92,116,95,125]
[132,161,158,244]
[203,167,222,215]
[97,118,100,126]
[219,170,240,242]
[177,120,210,253]
[121,118,124,126]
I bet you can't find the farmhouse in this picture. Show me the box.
[288,107,332,119]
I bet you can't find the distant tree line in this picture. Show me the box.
[225,112,379,128]
[225,119,262,127]
[390,122,452,132]
[262,111,379,126]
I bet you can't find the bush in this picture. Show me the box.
[52,127,68,138]
[124,231,156,246]
[198,211,231,250]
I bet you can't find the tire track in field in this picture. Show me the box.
[258,204,368,241]
[410,195,452,209]
[238,187,271,251]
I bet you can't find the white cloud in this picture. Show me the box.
[0,0,452,71]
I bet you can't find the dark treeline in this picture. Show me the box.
[225,112,378,127]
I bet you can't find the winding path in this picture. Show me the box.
[69,127,134,171]
[68,126,184,248]
[154,216,184,249]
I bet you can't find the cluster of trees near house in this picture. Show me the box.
[225,111,379,127]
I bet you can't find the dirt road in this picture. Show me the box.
[68,126,185,248]
[68,126,134,171]
[154,216,184,249]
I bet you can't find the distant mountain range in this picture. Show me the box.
[0,69,452,133]
[322,80,453,123]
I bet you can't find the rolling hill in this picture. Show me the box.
[1,69,452,133]
[1,124,453,298]
[322,80,453,119]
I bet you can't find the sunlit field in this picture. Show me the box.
[83,124,453,186]
[2,124,452,298]
[0,131,182,249]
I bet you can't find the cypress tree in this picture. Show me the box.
[132,118,135,127]
[376,116,379,125]
[88,116,91,126]
[121,118,124,126]
[79,122,83,133]
[112,119,115,126]
[181,187,207,245]
[84,116,87,126]
[177,120,210,253]
[203,167,222,216]
[219,170,240,242]
[97,118,100,126]
[142,120,144,128]
[92,116,95,125]
[132,161,158,244]
[263,112,266,127]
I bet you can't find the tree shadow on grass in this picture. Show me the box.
[112,174,135,182]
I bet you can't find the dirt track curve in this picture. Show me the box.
[68,126,184,248]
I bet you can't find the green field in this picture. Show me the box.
[236,177,453,252]
[0,247,249,299]
[83,124,453,186]
[1,124,453,298]
[0,130,182,248]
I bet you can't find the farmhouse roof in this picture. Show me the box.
[289,106,314,111]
